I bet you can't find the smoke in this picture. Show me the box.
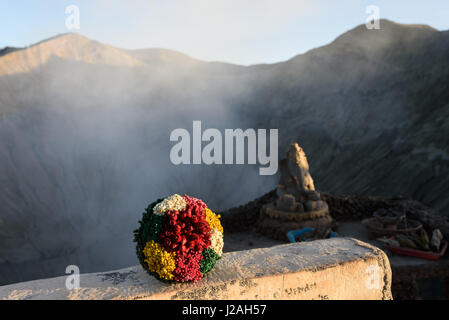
[0,52,277,285]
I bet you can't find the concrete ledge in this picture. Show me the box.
[0,237,392,300]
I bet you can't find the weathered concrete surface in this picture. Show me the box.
[0,238,392,300]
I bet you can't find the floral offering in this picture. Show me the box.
[134,194,223,282]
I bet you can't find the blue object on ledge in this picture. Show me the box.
[286,227,314,243]
[287,227,339,243]
[329,231,339,238]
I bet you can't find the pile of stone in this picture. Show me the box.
[258,143,334,239]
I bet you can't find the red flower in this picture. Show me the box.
[173,251,203,282]
[159,195,211,254]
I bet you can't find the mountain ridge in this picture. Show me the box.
[1,19,444,75]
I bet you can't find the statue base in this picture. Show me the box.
[257,203,334,241]
[262,203,330,222]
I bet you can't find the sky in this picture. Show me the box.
[1,0,449,65]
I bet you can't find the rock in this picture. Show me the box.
[431,229,443,251]
[276,185,287,198]
[377,237,400,247]
[373,208,405,227]
[304,201,314,211]
[276,194,296,211]
[295,202,305,213]
[305,200,327,212]
[306,190,321,201]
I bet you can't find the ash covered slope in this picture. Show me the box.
[247,19,449,214]
[0,19,448,285]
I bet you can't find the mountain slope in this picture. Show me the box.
[245,20,449,207]
[127,48,203,68]
[0,33,146,76]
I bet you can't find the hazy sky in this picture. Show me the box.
[2,0,449,65]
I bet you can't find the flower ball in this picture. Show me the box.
[133,194,223,282]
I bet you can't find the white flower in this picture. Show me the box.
[153,194,186,216]
[209,228,224,256]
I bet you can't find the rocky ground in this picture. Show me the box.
[221,190,449,300]
[223,232,284,253]
[221,190,449,240]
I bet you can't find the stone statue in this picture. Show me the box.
[274,143,328,215]
[260,142,332,231]
[278,143,315,197]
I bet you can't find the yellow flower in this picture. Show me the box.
[143,241,176,280]
[205,208,223,233]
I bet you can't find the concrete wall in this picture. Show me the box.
[0,237,392,300]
